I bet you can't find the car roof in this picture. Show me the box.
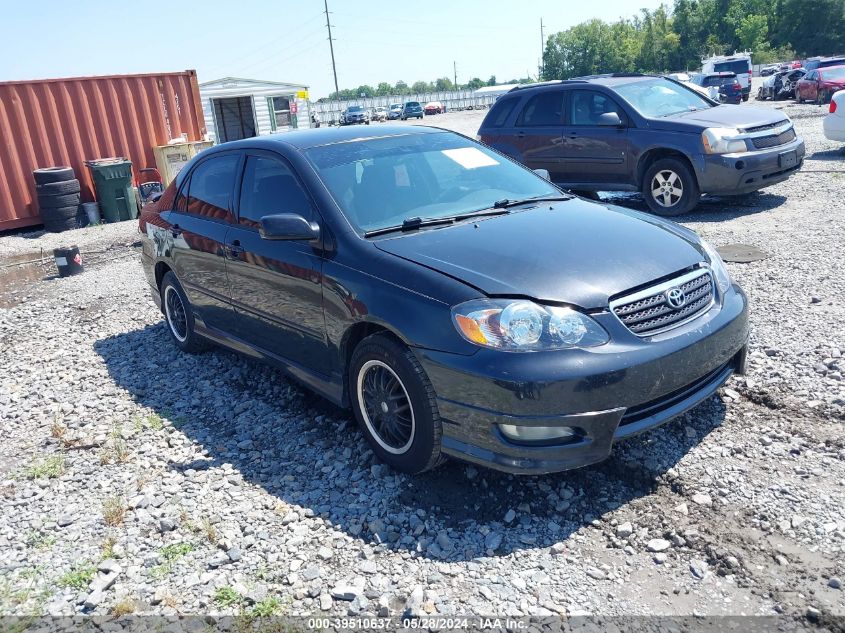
[819,64,845,72]
[506,74,660,94]
[206,125,446,151]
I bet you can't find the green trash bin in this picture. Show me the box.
[85,158,138,223]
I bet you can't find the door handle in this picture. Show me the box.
[516,131,525,138]
[226,241,244,260]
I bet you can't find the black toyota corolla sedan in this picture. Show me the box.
[139,125,749,475]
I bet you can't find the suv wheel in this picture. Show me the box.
[161,272,210,354]
[349,334,445,474]
[642,158,699,216]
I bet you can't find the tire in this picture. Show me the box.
[642,158,699,217]
[160,271,211,354]
[38,192,81,209]
[36,179,80,196]
[817,90,830,105]
[33,166,74,185]
[41,205,79,232]
[742,93,749,102]
[349,333,445,474]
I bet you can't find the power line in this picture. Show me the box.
[324,0,339,97]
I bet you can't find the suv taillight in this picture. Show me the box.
[831,99,838,114]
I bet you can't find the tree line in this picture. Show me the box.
[541,0,845,79]
[317,75,533,102]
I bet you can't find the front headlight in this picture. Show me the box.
[452,299,609,351]
[700,239,731,293]
[702,127,747,154]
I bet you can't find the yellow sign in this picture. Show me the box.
[296,90,309,100]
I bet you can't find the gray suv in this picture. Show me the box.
[478,74,805,215]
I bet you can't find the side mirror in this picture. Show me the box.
[597,112,623,127]
[533,168,551,180]
[259,213,320,241]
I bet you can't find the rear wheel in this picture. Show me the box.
[349,333,445,474]
[642,158,699,217]
[161,272,210,354]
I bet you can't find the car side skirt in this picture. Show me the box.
[193,319,345,406]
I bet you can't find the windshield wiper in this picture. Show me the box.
[364,216,456,237]
[491,194,573,208]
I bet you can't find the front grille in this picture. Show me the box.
[751,127,796,149]
[743,121,787,134]
[611,269,714,336]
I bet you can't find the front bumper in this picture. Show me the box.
[694,137,805,195]
[415,285,749,474]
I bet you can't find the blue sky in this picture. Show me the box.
[0,0,664,98]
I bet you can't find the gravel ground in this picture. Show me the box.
[1,87,843,626]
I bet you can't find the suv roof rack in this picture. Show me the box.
[572,72,648,80]
[507,79,589,92]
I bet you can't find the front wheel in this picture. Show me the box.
[642,158,699,217]
[161,272,210,353]
[349,334,445,474]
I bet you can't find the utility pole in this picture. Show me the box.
[324,0,339,98]
[453,61,457,88]
[540,18,545,78]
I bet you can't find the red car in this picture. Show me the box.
[796,65,845,104]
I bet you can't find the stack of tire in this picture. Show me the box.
[34,166,80,233]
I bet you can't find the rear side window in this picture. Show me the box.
[516,91,564,126]
[185,154,239,221]
[485,98,517,127]
[714,59,750,74]
[238,156,312,229]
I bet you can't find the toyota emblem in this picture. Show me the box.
[666,287,686,309]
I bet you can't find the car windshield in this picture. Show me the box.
[821,67,845,80]
[406,102,420,107]
[305,132,560,234]
[348,106,363,112]
[615,77,714,117]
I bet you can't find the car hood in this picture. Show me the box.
[373,200,706,309]
[662,105,788,131]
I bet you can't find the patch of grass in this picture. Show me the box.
[26,531,56,551]
[160,542,194,562]
[100,427,130,465]
[57,564,96,589]
[102,497,126,527]
[201,517,218,545]
[24,456,65,480]
[248,596,281,617]
[110,598,136,616]
[50,418,66,440]
[149,542,195,579]
[138,413,164,431]
[101,536,117,560]
[213,586,244,609]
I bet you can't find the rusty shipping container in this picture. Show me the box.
[0,70,207,231]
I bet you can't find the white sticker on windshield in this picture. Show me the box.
[394,164,410,187]
[441,147,499,169]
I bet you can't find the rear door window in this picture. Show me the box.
[516,91,565,126]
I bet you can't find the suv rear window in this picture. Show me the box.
[714,59,750,74]
[516,91,564,126]
[485,98,517,127]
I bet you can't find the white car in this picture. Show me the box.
[823,90,845,142]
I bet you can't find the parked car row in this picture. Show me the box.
[338,102,427,125]
[757,59,845,105]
